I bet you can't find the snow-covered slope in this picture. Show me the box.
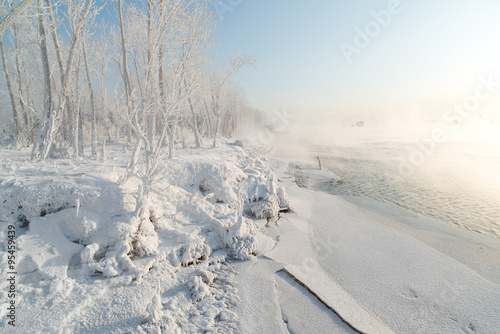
[1,145,499,333]
[0,144,290,333]
[248,156,500,333]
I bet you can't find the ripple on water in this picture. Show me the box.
[317,142,500,239]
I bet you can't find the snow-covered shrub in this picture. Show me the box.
[166,238,212,268]
[131,207,160,257]
[228,235,257,260]
[91,239,135,277]
[6,146,291,285]
[218,310,237,323]
[162,147,290,261]
[194,269,216,285]
[59,211,101,243]
[81,243,99,264]
[294,170,309,188]
[250,195,280,219]
[5,179,100,220]
[276,186,290,209]
[145,294,163,323]
[188,275,211,302]
[223,215,258,261]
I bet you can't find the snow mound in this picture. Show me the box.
[0,145,290,332]
[156,146,290,261]
[2,175,102,220]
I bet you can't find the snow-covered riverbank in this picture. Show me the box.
[250,157,500,333]
[1,144,499,333]
[0,143,290,333]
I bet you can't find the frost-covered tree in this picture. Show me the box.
[209,54,255,147]
[0,0,257,162]
[31,0,94,160]
[118,0,217,207]
[0,6,21,146]
[0,0,35,36]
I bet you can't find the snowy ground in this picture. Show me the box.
[1,143,500,333]
[257,157,500,333]
[0,143,290,333]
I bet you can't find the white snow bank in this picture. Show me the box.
[0,144,290,333]
[17,218,84,279]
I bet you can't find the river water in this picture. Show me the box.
[313,141,500,238]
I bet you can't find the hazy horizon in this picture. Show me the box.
[215,0,500,128]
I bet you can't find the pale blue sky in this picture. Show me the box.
[213,0,500,122]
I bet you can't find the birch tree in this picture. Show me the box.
[31,0,53,160]
[117,0,216,205]
[45,0,75,145]
[11,21,30,146]
[31,0,93,160]
[210,54,255,147]
[12,15,36,146]
[117,0,133,144]
[82,35,97,156]
[0,0,35,36]
[0,7,21,146]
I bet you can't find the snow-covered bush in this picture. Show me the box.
[4,146,290,284]
[161,146,289,260]
[277,186,291,209]
[250,195,280,219]
[188,275,211,302]
[130,207,160,257]
[145,295,163,323]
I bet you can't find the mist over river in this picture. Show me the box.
[312,141,500,238]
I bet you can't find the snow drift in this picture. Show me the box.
[0,145,290,333]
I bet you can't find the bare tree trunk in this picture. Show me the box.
[168,123,175,158]
[118,0,133,145]
[32,0,52,160]
[19,47,34,145]
[45,0,63,78]
[98,62,109,141]
[45,0,74,146]
[82,37,97,156]
[78,106,84,155]
[73,104,80,157]
[203,98,212,138]
[212,94,220,148]
[146,0,154,148]
[158,46,165,140]
[73,52,82,157]
[213,113,220,148]
[0,11,21,146]
[187,95,201,148]
[11,23,29,146]
[34,0,93,160]
[157,0,165,139]
[0,0,35,36]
